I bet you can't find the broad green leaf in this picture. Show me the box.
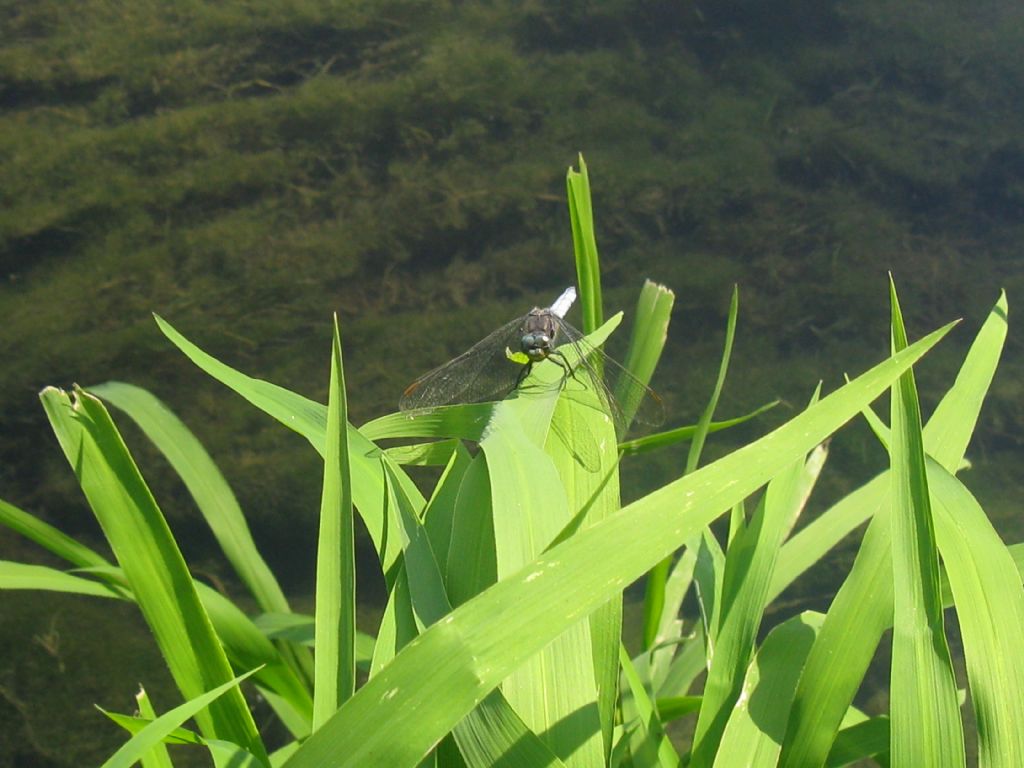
[484,386,605,767]
[41,387,266,760]
[887,280,964,767]
[546,380,624,761]
[280,321,952,768]
[384,447,565,768]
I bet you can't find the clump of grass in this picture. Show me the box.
[1,162,1020,767]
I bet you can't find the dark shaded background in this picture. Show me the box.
[1,0,1021,763]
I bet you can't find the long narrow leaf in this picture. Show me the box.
[41,387,266,761]
[484,389,605,767]
[89,381,314,690]
[887,280,964,766]
[0,561,121,597]
[566,154,603,333]
[89,382,293,619]
[153,314,417,586]
[98,668,261,768]
[713,612,824,768]
[929,460,1024,767]
[770,290,1007,602]
[312,318,356,728]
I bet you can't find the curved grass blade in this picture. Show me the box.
[769,289,1007,603]
[153,314,417,586]
[88,382,305,666]
[0,561,122,597]
[41,387,267,761]
[97,668,261,768]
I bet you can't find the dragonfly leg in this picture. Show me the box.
[548,350,586,388]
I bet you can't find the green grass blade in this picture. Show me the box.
[90,381,314,691]
[686,284,739,475]
[825,717,890,767]
[40,386,267,761]
[546,377,625,759]
[0,497,112,570]
[4,555,312,736]
[619,400,779,457]
[0,560,122,597]
[312,318,357,728]
[422,442,473,575]
[384,445,566,768]
[923,290,1007,470]
[566,154,603,333]
[361,403,494,441]
[153,313,419,585]
[97,668,261,768]
[770,290,1007,601]
[135,687,173,768]
[929,460,1024,767]
[280,321,953,768]
[617,279,673,428]
[645,286,736,650]
[768,473,888,604]
[619,644,680,768]
[194,582,312,737]
[89,381,294,620]
[451,691,568,768]
[778,508,893,768]
[692,429,819,764]
[887,279,965,766]
[713,612,824,768]
[206,740,267,768]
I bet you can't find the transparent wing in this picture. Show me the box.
[399,315,529,411]
[553,318,666,435]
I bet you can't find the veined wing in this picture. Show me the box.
[399,315,529,411]
[553,318,666,435]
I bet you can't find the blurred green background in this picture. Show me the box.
[1,0,1021,763]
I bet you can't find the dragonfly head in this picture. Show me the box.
[520,331,553,362]
[520,309,559,362]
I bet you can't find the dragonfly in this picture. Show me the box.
[399,287,665,436]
